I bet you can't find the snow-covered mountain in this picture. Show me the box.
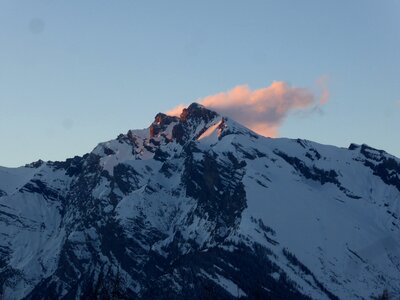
[1,103,399,299]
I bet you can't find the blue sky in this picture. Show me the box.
[0,0,399,167]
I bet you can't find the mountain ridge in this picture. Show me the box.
[0,103,399,299]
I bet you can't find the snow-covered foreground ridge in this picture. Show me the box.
[1,103,399,299]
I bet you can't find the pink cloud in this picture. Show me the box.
[316,75,330,105]
[166,80,329,137]
[166,104,187,117]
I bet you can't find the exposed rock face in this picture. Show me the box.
[180,102,218,123]
[149,113,179,138]
[0,103,399,299]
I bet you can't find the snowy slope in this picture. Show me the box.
[0,166,38,195]
[0,103,399,299]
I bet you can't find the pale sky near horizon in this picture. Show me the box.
[0,0,399,167]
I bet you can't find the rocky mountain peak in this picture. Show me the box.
[149,113,179,138]
[149,104,218,141]
[180,103,218,123]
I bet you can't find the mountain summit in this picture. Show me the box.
[0,104,399,299]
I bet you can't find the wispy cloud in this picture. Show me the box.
[316,75,330,105]
[166,80,329,137]
[165,104,187,119]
